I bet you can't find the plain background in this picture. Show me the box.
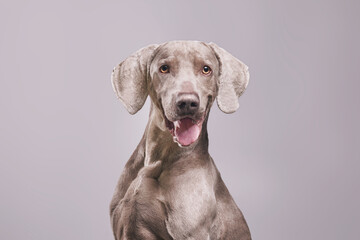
[1,0,359,239]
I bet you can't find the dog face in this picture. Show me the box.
[112,41,249,147]
[147,42,218,146]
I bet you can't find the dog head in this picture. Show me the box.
[112,41,249,147]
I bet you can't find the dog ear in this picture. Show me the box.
[111,44,159,114]
[208,43,249,114]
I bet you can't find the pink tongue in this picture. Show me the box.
[174,118,201,146]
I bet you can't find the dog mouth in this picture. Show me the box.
[165,116,204,147]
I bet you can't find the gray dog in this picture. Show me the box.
[110,41,251,239]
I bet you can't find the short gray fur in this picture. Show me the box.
[110,41,251,240]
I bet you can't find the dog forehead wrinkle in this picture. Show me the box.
[159,41,209,56]
[153,43,219,76]
[157,56,177,65]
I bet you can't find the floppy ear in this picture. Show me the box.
[111,44,159,114]
[209,43,250,114]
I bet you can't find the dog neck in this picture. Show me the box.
[143,102,209,166]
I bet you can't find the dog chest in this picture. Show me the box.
[158,167,217,238]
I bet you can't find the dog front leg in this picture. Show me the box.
[111,161,172,240]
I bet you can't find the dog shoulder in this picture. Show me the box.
[110,137,146,216]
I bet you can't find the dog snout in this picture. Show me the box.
[175,93,200,116]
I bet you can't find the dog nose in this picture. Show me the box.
[176,93,200,116]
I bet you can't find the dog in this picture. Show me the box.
[110,41,251,239]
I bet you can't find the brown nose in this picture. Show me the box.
[175,93,200,116]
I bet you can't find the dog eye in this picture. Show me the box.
[159,65,170,73]
[202,65,212,75]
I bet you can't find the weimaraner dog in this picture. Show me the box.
[110,41,251,240]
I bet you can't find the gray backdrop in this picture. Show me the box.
[1,0,359,239]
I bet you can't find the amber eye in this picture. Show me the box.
[202,65,212,75]
[159,65,170,73]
